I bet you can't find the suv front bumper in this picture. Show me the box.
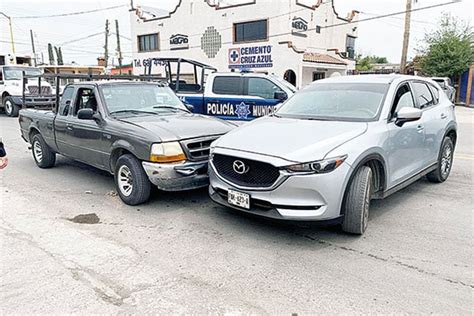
[209,161,352,221]
[142,160,209,191]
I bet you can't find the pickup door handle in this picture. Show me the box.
[441,113,447,119]
[417,125,425,133]
[66,124,73,131]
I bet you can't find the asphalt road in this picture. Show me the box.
[1,107,473,314]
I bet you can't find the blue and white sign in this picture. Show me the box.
[228,45,273,69]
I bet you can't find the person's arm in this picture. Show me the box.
[0,140,6,157]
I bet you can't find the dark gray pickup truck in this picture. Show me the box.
[19,80,235,205]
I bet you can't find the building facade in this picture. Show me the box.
[130,0,358,88]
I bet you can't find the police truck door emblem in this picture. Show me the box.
[233,160,249,175]
[170,34,189,50]
[235,102,251,119]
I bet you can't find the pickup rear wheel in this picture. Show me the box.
[3,96,19,117]
[32,134,56,168]
[115,154,151,205]
[341,166,373,235]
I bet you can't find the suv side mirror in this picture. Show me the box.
[77,108,97,120]
[274,91,287,101]
[395,107,422,127]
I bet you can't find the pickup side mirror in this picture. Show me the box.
[184,102,194,112]
[395,107,422,127]
[274,91,288,101]
[77,108,100,120]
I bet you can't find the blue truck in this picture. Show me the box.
[142,58,296,121]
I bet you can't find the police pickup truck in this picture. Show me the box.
[141,58,296,121]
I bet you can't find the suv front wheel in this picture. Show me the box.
[114,154,151,205]
[342,166,373,235]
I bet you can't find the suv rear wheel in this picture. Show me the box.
[3,96,19,117]
[114,154,151,205]
[342,166,373,235]
[427,136,454,183]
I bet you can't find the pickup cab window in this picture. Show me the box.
[73,88,97,115]
[212,77,242,95]
[58,86,74,116]
[246,77,282,99]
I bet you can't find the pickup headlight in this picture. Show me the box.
[283,155,347,174]
[150,142,186,163]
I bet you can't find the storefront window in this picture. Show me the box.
[138,33,159,52]
[234,19,268,43]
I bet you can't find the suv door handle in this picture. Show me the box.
[441,113,447,119]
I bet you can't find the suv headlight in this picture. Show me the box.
[283,155,347,174]
[150,142,186,163]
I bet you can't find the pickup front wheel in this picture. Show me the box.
[115,154,151,205]
[32,134,56,168]
[3,96,19,117]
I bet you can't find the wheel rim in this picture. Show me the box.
[5,100,12,115]
[118,165,133,197]
[440,143,453,178]
[33,140,43,163]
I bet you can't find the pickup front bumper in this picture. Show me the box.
[142,160,209,191]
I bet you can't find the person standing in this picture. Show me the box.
[0,138,8,169]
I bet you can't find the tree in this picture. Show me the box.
[356,54,388,71]
[418,14,473,77]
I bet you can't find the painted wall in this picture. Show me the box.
[130,0,358,88]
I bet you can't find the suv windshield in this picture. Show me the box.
[101,84,187,114]
[3,67,43,80]
[276,82,389,121]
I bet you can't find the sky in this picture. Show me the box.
[1,0,472,66]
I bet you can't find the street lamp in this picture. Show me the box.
[0,11,16,62]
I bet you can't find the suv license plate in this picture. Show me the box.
[228,189,250,209]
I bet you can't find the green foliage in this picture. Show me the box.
[355,54,388,71]
[418,14,473,77]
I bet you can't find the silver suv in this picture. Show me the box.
[209,75,457,235]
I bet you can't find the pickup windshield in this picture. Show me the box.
[3,67,43,80]
[101,84,187,114]
[276,82,389,122]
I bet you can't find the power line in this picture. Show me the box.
[11,4,127,19]
[322,0,461,29]
[59,32,104,46]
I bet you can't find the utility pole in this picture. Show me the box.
[0,12,16,62]
[400,0,412,74]
[115,19,123,74]
[30,30,37,66]
[104,19,110,68]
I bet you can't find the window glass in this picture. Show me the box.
[212,77,242,95]
[413,82,434,109]
[428,84,439,104]
[391,84,415,118]
[138,34,159,52]
[277,83,388,121]
[346,35,356,59]
[234,20,267,43]
[74,88,97,115]
[102,84,185,114]
[247,78,282,99]
[58,86,74,116]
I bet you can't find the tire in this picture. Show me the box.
[342,166,373,235]
[3,96,20,117]
[114,154,151,205]
[31,134,56,168]
[427,137,454,183]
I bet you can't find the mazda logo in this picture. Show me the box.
[233,160,249,175]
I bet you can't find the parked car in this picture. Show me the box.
[431,77,456,102]
[19,80,235,205]
[209,75,457,235]
[0,65,55,117]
